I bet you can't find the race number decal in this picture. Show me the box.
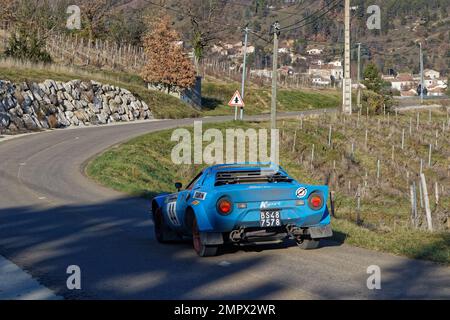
[167,201,181,226]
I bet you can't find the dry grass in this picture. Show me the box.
[0,57,126,84]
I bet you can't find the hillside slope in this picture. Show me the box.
[114,0,450,74]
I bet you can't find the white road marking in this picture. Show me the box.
[218,261,232,267]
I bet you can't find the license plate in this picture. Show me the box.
[260,210,281,227]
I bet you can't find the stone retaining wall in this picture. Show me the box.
[0,79,153,134]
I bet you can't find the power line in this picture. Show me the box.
[248,29,272,43]
[282,0,344,32]
[144,0,272,43]
[275,1,317,24]
[212,1,310,40]
[222,0,305,14]
[279,0,343,31]
[144,0,242,31]
[239,0,343,38]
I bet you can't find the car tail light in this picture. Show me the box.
[217,198,233,215]
[308,192,323,210]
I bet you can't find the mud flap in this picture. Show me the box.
[309,225,333,239]
[200,232,224,245]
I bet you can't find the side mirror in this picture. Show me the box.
[175,182,182,191]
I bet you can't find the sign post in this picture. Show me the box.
[228,91,245,119]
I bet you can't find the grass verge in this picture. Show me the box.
[201,80,340,116]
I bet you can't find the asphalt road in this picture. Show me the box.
[0,111,449,299]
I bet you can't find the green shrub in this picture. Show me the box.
[5,29,52,64]
[361,90,395,115]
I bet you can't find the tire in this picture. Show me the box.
[153,207,179,243]
[192,217,218,257]
[297,238,320,250]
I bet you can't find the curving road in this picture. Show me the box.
[0,111,449,299]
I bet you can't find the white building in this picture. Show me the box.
[424,69,440,79]
[308,64,343,80]
[312,75,331,86]
[307,48,323,55]
[389,73,416,91]
[237,45,255,56]
[436,77,448,87]
[311,59,324,66]
[327,60,342,67]
[424,77,435,88]
[250,69,272,78]
[291,54,307,62]
[278,47,290,54]
[423,76,447,89]
[428,86,446,96]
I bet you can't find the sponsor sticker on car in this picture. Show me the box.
[193,191,207,200]
[296,187,308,198]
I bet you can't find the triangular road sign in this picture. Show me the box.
[228,90,245,108]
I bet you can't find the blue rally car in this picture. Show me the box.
[151,163,332,257]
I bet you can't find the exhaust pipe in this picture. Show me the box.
[286,224,303,237]
[229,229,244,242]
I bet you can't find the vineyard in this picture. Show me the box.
[45,33,147,73]
[279,108,450,233]
[0,23,145,73]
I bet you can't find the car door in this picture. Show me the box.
[174,171,204,227]
[165,192,182,227]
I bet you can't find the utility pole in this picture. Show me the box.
[342,0,352,114]
[271,21,280,130]
[240,27,249,121]
[357,42,361,109]
[419,42,424,104]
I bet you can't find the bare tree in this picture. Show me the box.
[1,0,65,63]
[78,0,113,40]
[177,0,234,75]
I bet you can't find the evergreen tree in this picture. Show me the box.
[362,63,384,93]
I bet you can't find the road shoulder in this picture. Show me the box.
[0,255,61,300]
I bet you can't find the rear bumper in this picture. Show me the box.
[213,209,329,232]
[220,223,333,245]
[200,223,333,246]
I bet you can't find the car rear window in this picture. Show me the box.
[215,170,292,186]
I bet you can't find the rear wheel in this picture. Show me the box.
[153,207,179,243]
[297,238,320,250]
[192,217,218,257]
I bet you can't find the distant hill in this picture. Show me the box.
[1,0,448,75]
[111,0,450,74]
